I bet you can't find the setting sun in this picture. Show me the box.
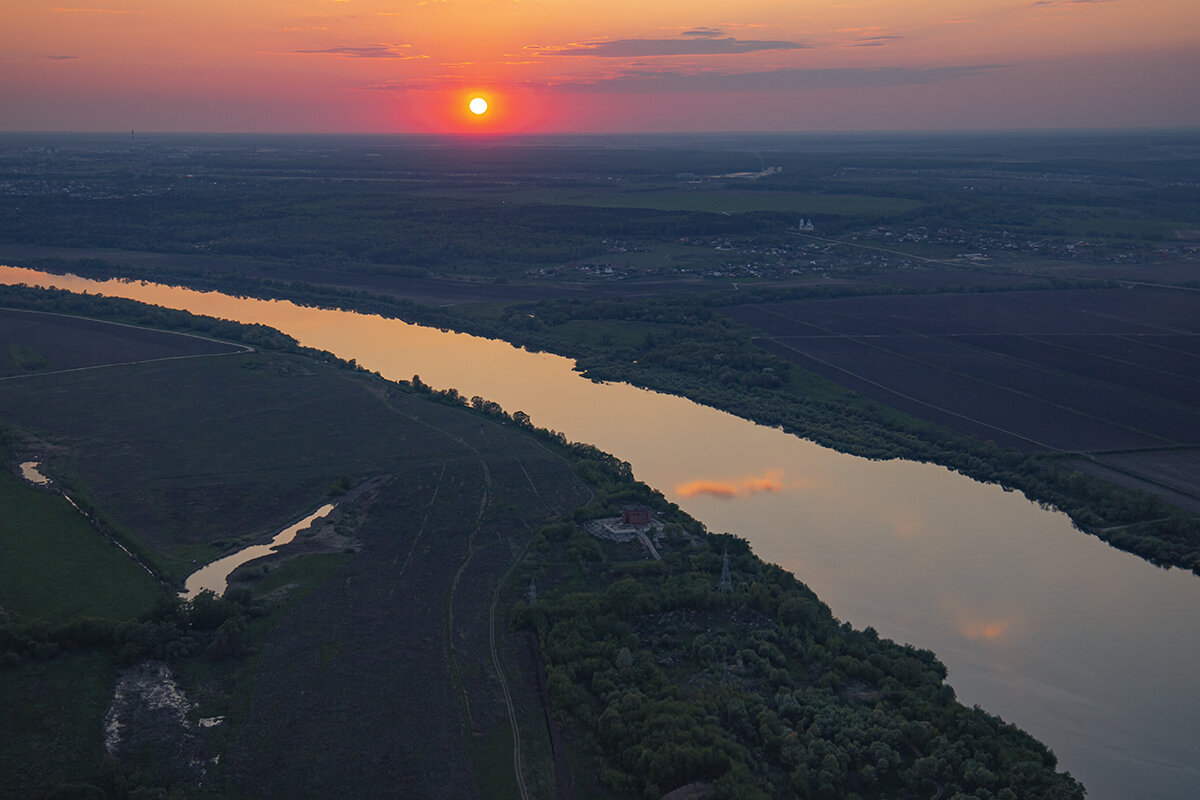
[468,97,488,116]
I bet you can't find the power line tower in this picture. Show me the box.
[718,549,733,594]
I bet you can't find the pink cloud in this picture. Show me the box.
[677,469,796,499]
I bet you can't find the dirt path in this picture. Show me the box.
[490,534,534,800]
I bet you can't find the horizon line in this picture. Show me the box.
[3,125,1199,138]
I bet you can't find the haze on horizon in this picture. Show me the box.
[1,0,1198,134]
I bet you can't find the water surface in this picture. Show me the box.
[19,461,50,485]
[181,503,336,600]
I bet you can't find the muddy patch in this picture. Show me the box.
[103,661,211,787]
[224,476,387,592]
[10,432,68,487]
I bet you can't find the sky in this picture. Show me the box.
[1,0,1198,133]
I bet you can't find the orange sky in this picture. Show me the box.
[1,0,1198,132]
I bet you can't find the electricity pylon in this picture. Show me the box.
[718,549,733,593]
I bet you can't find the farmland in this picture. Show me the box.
[722,286,1200,509]
[0,302,592,797]
[0,307,245,377]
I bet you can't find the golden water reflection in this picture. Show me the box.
[3,264,1200,800]
[675,468,815,498]
[957,616,1013,642]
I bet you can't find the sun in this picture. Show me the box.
[468,97,488,116]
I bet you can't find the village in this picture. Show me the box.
[521,217,1200,286]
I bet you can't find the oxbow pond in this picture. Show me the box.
[3,265,1199,799]
[181,504,336,600]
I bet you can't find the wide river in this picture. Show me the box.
[3,265,1198,798]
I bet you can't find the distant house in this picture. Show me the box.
[621,504,653,526]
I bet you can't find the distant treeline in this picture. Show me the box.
[0,182,789,276]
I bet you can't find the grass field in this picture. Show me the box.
[1030,204,1197,239]
[0,652,118,798]
[0,470,161,622]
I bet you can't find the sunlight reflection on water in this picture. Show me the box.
[180,503,336,600]
[19,461,50,485]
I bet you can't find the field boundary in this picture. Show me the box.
[0,307,254,382]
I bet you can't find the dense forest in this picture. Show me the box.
[512,457,1085,800]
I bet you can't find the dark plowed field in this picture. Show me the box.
[1072,450,1200,514]
[724,287,1200,457]
[0,307,244,377]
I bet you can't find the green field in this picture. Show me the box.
[0,470,160,622]
[1030,204,1197,238]
[0,652,118,798]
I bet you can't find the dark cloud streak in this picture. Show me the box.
[540,37,808,57]
[681,27,724,38]
[359,64,1007,97]
[288,44,417,59]
[545,65,1007,93]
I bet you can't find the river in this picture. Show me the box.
[2,265,1197,799]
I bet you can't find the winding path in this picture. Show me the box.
[490,534,535,800]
